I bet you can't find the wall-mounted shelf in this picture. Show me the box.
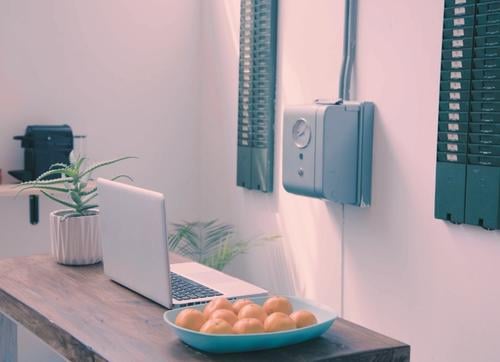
[0,184,41,224]
[0,182,96,224]
[0,184,42,197]
[0,181,96,197]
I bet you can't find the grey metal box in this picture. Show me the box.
[282,101,374,206]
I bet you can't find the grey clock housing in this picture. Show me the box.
[283,101,374,206]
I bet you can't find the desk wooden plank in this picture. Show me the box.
[0,313,17,362]
[0,254,409,361]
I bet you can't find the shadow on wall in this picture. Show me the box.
[223,227,298,296]
[211,0,345,303]
[342,105,413,331]
[200,0,299,297]
[343,104,411,274]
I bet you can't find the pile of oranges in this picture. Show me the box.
[175,296,317,334]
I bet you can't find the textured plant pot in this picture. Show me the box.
[49,209,102,265]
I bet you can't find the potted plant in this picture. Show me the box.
[168,220,279,271]
[18,155,134,265]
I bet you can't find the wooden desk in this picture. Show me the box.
[0,255,410,361]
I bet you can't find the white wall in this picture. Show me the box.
[200,1,500,362]
[345,2,500,362]
[0,0,201,257]
[199,0,344,308]
[2,1,500,361]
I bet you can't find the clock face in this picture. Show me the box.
[292,118,311,148]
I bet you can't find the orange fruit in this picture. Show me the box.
[263,296,293,315]
[238,303,268,323]
[210,309,238,326]
[202,297,234,318]
[264,312,296,332]
[232,298,253,314]
[175,308,206,331]
[233,318,265,334]
[200,318,233,334]
[290,310,318,328]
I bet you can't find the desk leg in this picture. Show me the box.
[0,312,17,362]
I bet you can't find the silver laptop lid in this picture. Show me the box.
[97,178,172,308]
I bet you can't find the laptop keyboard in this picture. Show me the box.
[170,272,223,301]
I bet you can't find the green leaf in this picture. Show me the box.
[49,163,68,170]
[167,220,279,271]
[80,187,97,196]
[180,228,203,256]
[168,229,185,250]
[41,191,78,210]
[18,177,73,187]
[170,221,224,269]
[79,204,98,212]
[36,168,72,181]
[81,192,97,205]
[111,174,134,182]
[16,185,69,196]
[70,191,81,205]
[205,222,235,249]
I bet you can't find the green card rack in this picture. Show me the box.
[236,0,278,192]
[435,0,500,229]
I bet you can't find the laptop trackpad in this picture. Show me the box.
[171,262,239,289]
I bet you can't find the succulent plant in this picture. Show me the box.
[17,155,135,219]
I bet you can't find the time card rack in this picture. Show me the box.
[236,0,278,192]
[435,0,500,229]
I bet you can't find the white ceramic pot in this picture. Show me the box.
[49,209,102,265]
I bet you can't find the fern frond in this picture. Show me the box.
[167,220,273,271]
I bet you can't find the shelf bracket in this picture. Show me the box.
[29,195,39,225]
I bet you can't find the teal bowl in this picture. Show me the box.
[163,295,337,354]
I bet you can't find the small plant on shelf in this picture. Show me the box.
[17,155,135,266]
[17,155,134,219]
[168,220,279,271]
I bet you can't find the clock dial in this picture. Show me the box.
[292,118,311,148]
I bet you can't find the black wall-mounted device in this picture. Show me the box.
[9,125,74,224]
[9,125,74,182]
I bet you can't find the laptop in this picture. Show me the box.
[97,178,267,309]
